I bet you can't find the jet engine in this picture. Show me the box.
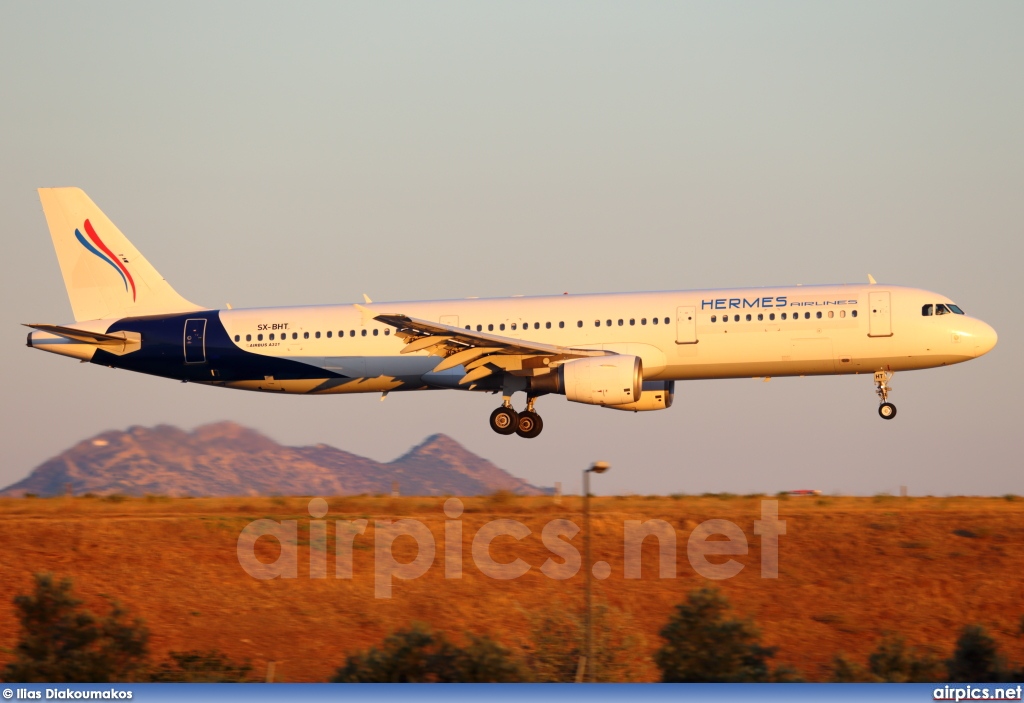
[530,355,642,406]
[604,380,675,412]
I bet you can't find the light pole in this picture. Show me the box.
[582,461,609,683]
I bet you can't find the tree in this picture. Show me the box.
[3,574,149,682]
[947,625,1013,683]
[521,602,649,682]
[655,588,779,682]
[331,624,526,683]
[148,651,253,682]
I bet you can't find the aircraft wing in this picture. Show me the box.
[370,311,611,386]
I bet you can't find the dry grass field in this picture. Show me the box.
[1,494,1022,681]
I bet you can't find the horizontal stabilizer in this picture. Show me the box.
[24,323,134,346]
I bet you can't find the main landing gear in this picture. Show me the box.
[489,396,544,438]
[875,370,897,420]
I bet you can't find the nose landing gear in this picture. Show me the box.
[489,396,544,438]
[875,370,896,420]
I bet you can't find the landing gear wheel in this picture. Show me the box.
[515,411,543,439]
[878,402,897,420]
[489,406,518,435]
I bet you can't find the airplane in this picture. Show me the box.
[26,188,998,438]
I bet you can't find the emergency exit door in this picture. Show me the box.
[676,306,697,344]
[868,291,893,337]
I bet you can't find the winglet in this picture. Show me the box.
[353,303,375,326]
[362,293,373,304]
[867,274,877,285]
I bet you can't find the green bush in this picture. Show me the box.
[148,650,252,682]
[866,633,943,682]
[655,588,788,682]
[2,574,149,682]
[330,624,526,683]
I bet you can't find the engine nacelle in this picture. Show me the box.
[603,380,675,412]
[558,355,643,406]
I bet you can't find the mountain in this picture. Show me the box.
[0,422,547,497]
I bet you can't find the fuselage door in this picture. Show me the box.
[868,291,893,337]
[184,318,207,363]
[676,306,697,344]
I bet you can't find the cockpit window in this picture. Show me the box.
[922,304,933,316]
[949,304,965,315]
[935,304,951,315]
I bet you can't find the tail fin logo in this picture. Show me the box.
[74,219,136,301]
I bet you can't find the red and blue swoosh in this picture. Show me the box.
[75,219,136,301]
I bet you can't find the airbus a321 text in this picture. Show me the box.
[26,188,997,438]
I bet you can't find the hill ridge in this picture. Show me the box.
[1,423,546,498]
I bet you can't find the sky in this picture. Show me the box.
[1,2,1021,496]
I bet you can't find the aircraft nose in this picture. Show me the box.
[971,320,998,358]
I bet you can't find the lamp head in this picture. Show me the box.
[589,461,610,474]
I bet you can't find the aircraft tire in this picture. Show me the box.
[878,402,897,420]
[515,411,543,438]
[490,406,519,435]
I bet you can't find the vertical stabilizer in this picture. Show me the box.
[37,187,204,322]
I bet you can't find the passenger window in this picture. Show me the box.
[746,314,751,321]
[511,323,517,330]
[827,311,833,318]
[546,322,551,329]
[488,324,494,331]
[315,331,321,338]
[618,319,623,326]
[594,320,600,327]
[326,331,332,338]
[234,335,240,342]
[653,317,659,325]
[385,329,390,335]
[349,331,355,337]
[361,329,367,337]
[665,317,670,324]
[922,304,933,316]
[816,312,822,319]
[535,322,540,329]
[804,312,810,319]
[577,321,583,327]
[839,310,846,318]
[711,315,717,323]
[373,329,379,336]
[629,318,635,325]
[734,315,739,322]
[246,334,251,342]
[757,313,763,321]
[852,310,858,317]
[606,319,612,326]
[781,313,787,320]
[558,321,563,328]
[500,323,506,331]
[769,313,775,321]
[476,324,482,331]
[641,318,647,325]
[304,332,309,339]
[269,333,275,340]
[258,334,263,341]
